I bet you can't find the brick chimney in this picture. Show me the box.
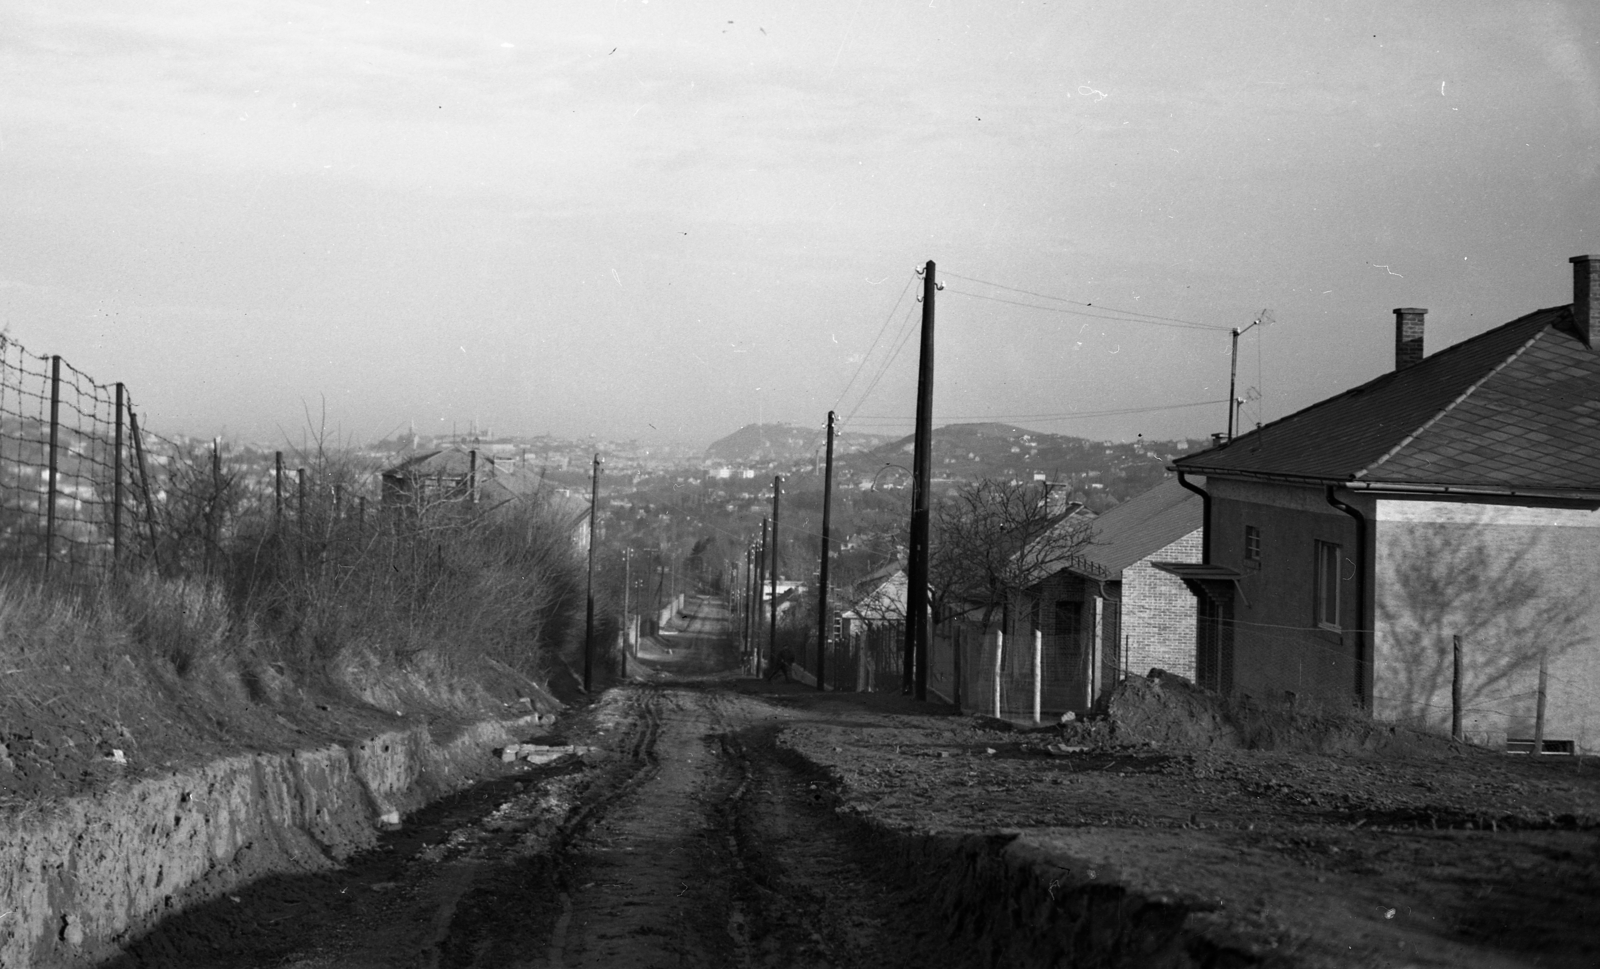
[1393,308,1427,370]
[1571,255,1599,348]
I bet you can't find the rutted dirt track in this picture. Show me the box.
[101,602,998,969]
[98,598,1600,968]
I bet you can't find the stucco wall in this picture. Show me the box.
[1120,529,1202,680]
[1207,479,1365,707]
[1373,500,1600,751]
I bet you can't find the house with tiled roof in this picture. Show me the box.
[1014,478,1203,714]
[836,559,908,693]
[1162,255,1600,753]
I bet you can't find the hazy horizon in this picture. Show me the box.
[5,2,1598,449]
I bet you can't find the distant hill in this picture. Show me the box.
[705,423,896,466]
[831,422,1211,509]
[704,420,1213,510]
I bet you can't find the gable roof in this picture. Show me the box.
[843,566,906,622]
[1075,478,1202,577]
[1174,306,1600,497]
[383,448,475,478]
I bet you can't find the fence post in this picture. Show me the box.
[112,383,124,567]
[209,437,222,575]
[297,468,307,532]
[1033,628,1043,724]
[43,355,61,578]
[952,624,962,711]
[1451,635,1463,742]
[992,629,1004,719]
[274,451,284,523]
[128,410,163,574]
[1534,652,1548,755]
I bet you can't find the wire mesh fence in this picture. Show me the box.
[0,333,391,586]
[0,338,130,580]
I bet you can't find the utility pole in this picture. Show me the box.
[623,548,631,655]
[743,543,753,660]
[770,475,782,673]
[583,453,602,693]
[756,518,768,674]
[905,260,939,699]
[1227,311,1267,440]
[816,411,836,691]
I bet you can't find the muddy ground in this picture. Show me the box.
[98,597,1600,968]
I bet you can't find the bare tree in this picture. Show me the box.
[928,478,1094,632]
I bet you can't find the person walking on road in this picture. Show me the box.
[765,646,797,683]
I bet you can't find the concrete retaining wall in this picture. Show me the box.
[0,714,540,968]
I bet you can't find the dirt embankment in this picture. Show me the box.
[0,712,552,969]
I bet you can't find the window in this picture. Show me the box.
[1244,525,1261,563]
[1314,540,1341,629]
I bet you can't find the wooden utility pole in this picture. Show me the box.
[583,453,602,693]
[757,518,768,673]
[743,543,753,660]
[816,412,836,691]
[905,261,937,699]
[770,475,782,671]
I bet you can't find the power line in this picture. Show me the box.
[941,271,1229,331]
[944,287,1229,332]
[840,298,920,430]
[847,398,1227,425]
[830,273,917,414]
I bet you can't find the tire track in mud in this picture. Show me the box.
[105,599,982,969]
[715,720,980,969]
[533,686,738,968]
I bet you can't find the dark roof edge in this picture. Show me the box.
[1161,466,1600,504]
[1161,466,1339,488]
[1341,480,1600,506]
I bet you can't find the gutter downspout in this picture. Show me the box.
[1176,471,1211,561]
[1325,486,1372,711]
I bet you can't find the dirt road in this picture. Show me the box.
[106,599,988,969]
[104,598,1600,968]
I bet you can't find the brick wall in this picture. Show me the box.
[1119,529,1202,679]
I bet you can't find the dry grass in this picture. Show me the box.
[0,450,591,802]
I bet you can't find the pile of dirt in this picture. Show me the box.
[1100,670,1238,749]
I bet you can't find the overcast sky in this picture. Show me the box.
[3,1,1598,448]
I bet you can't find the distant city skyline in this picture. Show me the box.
[4,2,1598,448]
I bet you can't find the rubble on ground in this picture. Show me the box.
[497,742,610,766]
